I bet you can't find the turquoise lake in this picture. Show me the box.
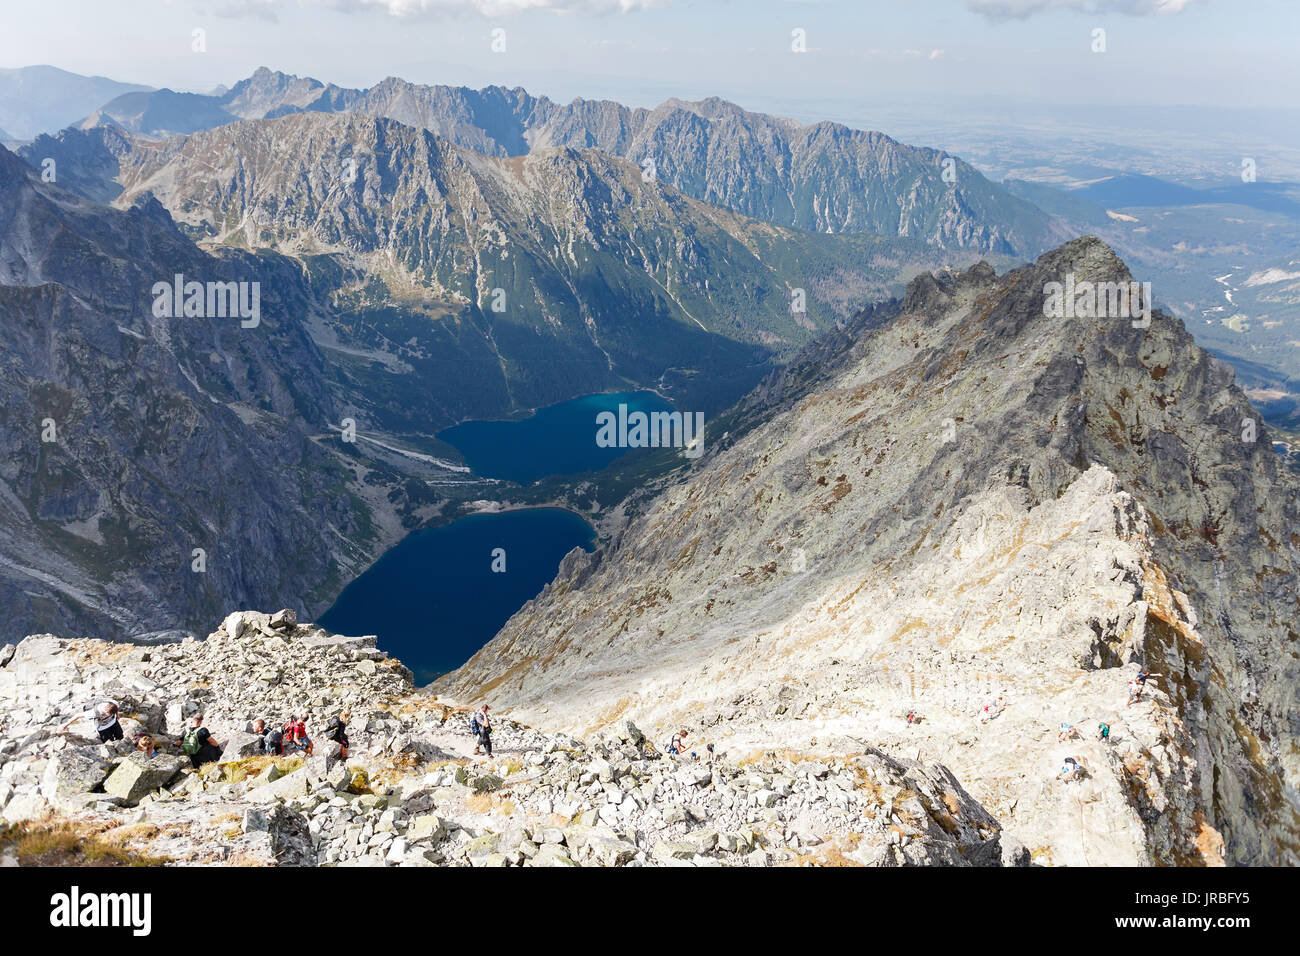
[436,389,675,484]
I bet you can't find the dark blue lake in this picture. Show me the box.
[437,389,675,484]
[318,508,595,683]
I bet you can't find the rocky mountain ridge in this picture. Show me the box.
[70,67,1057,256]
[438,237,1300,865]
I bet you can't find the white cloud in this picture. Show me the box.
[928,48,945,59]
[967,0,1199,20]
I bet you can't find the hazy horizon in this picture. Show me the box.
[0,0,1294,117]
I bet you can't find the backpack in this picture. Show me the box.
[469,714,480,735]
[265,727,284,753]
[182,727,203,755]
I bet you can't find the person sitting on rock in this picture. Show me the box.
[1058,757,1081,783]
[179,715,222,768]
[324,710,350,760]
[283,715,313,756]
[61,699,123,743]
[1058,722,1082,742]
[135,734,157,758]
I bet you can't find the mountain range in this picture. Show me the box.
[66,67,1057,257]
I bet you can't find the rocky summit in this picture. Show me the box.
[0,610,1009,867]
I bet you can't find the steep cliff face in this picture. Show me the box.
[0,145,405,643]
[439,237,1300,865]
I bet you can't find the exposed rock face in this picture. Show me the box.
[0,612,1003,867]
[74,67,1054,255]
[439,238,1300,865]
[0,144,415,643]
[41,749,115,807]
[105,112,857,395]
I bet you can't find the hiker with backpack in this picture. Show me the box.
[179,715,222,768]
[283,715,313,756]
[61,699,124,743]
[324,710,350,759]
[471,705,492,757]
[978,696,1005,724]
[1097,722,1111,743]
[252,719,284,756]
[667,729,704,758]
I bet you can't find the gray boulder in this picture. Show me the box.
[246,767,310,804]
[268,805,316,865]
[217,731,266,764]
[41,749,116,806]
[102,753,186,805]
[269,609,297,630]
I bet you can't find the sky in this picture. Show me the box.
[0,0,1295,116]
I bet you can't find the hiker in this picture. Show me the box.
[978,698,1003,724]
[667,728,702,758]
[1126,679,1143,707]
[1135,670,1161,694]
[135,734,157,758]
[1058,757,1081,783]
[905,710,919,726]
[252,719,284,756]
[1097,722,1111,743]
[1128,669,1162,706]
[179,716,222,768]
[324,710,350,759]
[283,715,313,756]
[1058,722,1082,742]
[61,699,124,743]
[472,705,493,757]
